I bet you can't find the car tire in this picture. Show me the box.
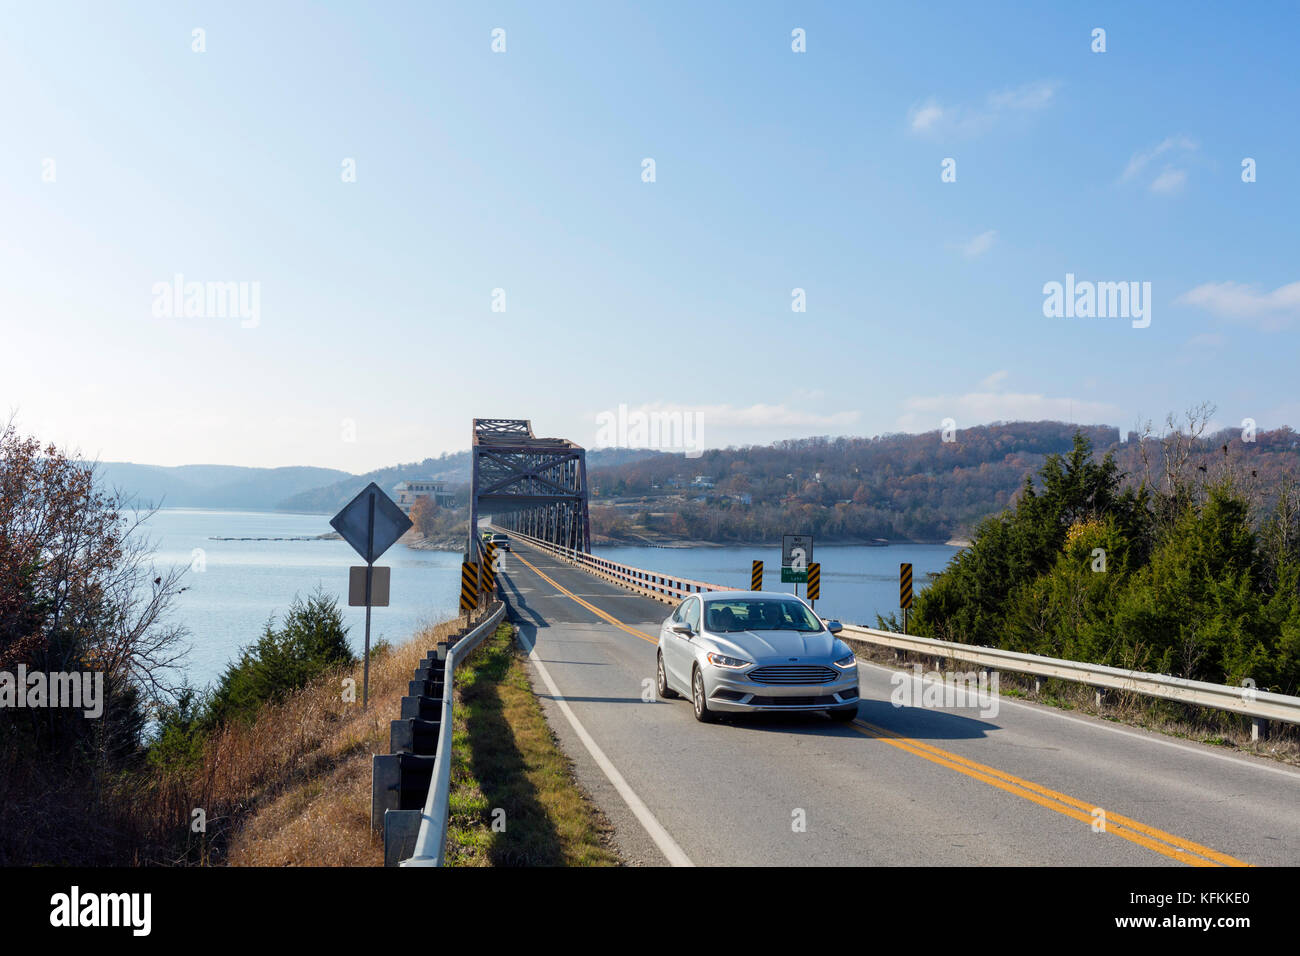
[691,666,716,723]
[657,652,679,700]
[828,706,858,722]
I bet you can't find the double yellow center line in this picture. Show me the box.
[513,551,659,646]
[850,721,1246,866]
[510,546,1249,867]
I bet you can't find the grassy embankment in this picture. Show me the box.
[181,615,619,866]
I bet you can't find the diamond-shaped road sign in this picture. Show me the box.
[330,482,412,564]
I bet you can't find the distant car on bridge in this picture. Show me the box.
[490,532,510,552]
[656,591,859,723]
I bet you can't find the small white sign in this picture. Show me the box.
[349,565,391,607]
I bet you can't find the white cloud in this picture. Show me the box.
[986,82,1057,111]
[1176,280,1300,330]
[909,102,945,132]
[979,369,1009,390]
[960,229,997,258]
[1121,136,1197,192]
[1149,167,1187,194]
[907,81,1057,137]
[895,391,1122,432]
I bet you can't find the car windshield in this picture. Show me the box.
[703,599,823,633]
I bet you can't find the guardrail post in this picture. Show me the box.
[384,809,422,866]
[1094,688,1105,710]
[1252,718,1267,742]
[372,752,437,829]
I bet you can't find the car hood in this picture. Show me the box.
[710,629,838,662]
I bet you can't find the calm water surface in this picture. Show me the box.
[145,509,461,690]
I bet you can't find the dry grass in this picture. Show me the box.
[125,613,476,865]
[120,603,620,867]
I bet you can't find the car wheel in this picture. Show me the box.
[828,706,858,722]
[691,666,715,723]
[657,652,679,699]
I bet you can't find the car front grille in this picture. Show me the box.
[748,665,839,685]
[748,695,840,707]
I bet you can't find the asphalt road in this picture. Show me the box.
[494,539,1300,866]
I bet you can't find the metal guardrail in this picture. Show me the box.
[497,528,1300,735]
[495,526,739,603]
[376,601,506,867]
[837,624,1300,731]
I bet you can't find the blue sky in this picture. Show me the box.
[2,2,1297,471]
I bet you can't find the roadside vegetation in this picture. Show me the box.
[1,421,188,865]
[444,621,620,866]
[887,407,1300,743]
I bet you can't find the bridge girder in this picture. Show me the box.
[468,418,591,559]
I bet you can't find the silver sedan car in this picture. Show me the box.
[656,591,860,722]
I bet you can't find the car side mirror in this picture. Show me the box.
[672,623,694,637]
[826,621,843,634]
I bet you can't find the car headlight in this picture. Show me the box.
[833,654,858,669]
[706,652,752,669]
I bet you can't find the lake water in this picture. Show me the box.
[144,509,463,691]
[145,509,963,690]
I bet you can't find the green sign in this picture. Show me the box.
[780,566,808,583]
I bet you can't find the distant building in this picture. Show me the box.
[691,475,715,488]
[393,479,456,514]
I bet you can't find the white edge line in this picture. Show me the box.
[517,628,695,867]
[860,660,1300,781]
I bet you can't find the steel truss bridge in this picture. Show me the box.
[468,418,591,564]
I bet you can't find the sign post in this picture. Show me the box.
[330,482,412,709]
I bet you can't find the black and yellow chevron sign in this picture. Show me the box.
[481,542,497,593]
[806,562,820,600]
[751,560,763,591]
[900,562,913,610]
[460,560,479,612]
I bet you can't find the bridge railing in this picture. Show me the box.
[497,529,1300,736]
[496,526,739,604]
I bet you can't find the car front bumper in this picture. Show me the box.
[702,666,860,712]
